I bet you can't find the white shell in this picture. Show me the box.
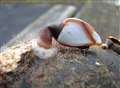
[57,22,91,46]
[92,31,102,44]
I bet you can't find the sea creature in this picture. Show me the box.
[102,36,120,54]
[37,18,102,49]
[32,18,103,58]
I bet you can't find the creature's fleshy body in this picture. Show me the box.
[102,36,120,54]
[37,18,102,49]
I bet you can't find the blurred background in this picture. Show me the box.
[0,0,87,4]
[0,0,120,48]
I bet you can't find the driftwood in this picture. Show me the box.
[0,44,120,88]
[0,3,120,88]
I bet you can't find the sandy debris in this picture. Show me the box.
[0,41,32,73]
[0,39,58,73]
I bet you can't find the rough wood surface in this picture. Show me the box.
[3,46,120,88]
[0,3,120,88]
[0,5,77,88]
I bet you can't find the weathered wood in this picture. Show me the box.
[0,3,120,88]
[0,5,77,88]
[12,46,120,88]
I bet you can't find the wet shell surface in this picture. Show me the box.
[58,22,91,46]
